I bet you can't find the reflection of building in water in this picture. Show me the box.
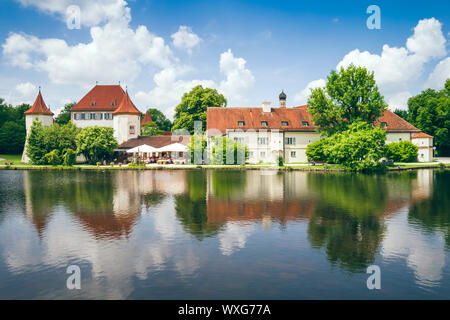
[22,171,189,240]
[411,169,433,201]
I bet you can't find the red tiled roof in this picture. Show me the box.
[141,111,153,126]
[375,110,420,132]
[71,85,125,111]
[412,132,433,139]
[113,91,141,115]
[24,91,54,115]
[119,135,191,149]
[206,107,317,134]
[207,106,421,134]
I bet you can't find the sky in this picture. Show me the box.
[0,0,449,119]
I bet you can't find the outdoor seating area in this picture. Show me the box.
[125,143,187,165]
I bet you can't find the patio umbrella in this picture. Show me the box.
[126,144,158,153]
[156,143,187,153]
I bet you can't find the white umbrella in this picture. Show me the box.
[157,143,187,153]
[126,144,158,153]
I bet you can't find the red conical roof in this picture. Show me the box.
[112,91,141,115]
[141,111,154,126]
[24,90,54,115]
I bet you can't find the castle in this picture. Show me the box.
[22,85,143,163]
[22,86,434,164]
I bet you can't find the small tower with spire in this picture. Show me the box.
[22,88,54,163]
[279,90,287,108]
[112,89,142,144]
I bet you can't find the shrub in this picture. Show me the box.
[278,155,284,167]
[96,162,100,167]
[384,141,418,162]
[306,139,328,161]
[43,149,61,166]
[76,126,118,164]
[110,162,114,167]
[62,148,77,166]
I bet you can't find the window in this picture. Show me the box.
[261,121,268,126]
[111,101,116,106]
[234,137,244,143]
[90,102,96,106]
[73,113,78,120]
[104,113,113,120]
[90,113,96,120]
[80,113,85,120]
[257,137,268,145]
[380,122,387,128]
[302,121,309,127]
[285,137,296,145]
[291,151,296,158]
[238,121,245,126]
[260,151,266,158]
[281,121,289,126]
[96,113,103,120]
[129,125,135,134]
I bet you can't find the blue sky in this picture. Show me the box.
[0,0,449,118]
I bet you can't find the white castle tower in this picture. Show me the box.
[112,90,142,144]
[22,89,54,163]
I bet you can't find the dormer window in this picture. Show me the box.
[111,101,116,106]
[238,121,245,126]
[90,102,96,106]
[380,122,387,128]
[302,121,309,127]
[261,121,268,127]
[281,121,289,126]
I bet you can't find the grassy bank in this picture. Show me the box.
[2,154,449,172]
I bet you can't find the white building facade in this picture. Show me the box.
[207,92,434,164]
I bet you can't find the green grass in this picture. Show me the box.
[0,154,32,166]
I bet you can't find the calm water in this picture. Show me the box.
[0,169,449,299]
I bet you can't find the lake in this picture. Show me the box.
[0,169,449,299]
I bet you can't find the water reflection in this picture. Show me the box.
[0,168,448,298]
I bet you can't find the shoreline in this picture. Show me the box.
[1,164,449,172]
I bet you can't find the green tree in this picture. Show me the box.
[55,102,76,125]
[143,108,172,131]
[26,120,47,164]
[172,85,227,134]
[76,126,118,164]
[306,139,328,161]
[385,141,418,162]
[187,134,207,164]
[211,136,249,165]
[393,109,409,120]
[141,121,162,136]
[406,79,450,156]
[26,121,79,165]
[307,64,387,136]
[0,121,26,154]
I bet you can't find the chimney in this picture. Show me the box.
[262,101,271,113]
[279,90,287,108]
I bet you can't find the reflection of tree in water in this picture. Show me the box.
[174,171,222,240]
[0,172,25,226]
[308,205,385,273]
[142,191,166,208]
[210,170,246,199]
[306,173,391,272]
[23,171,137,239]
[408,170,450,249]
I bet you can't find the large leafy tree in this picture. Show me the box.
[0,99,29,154]
[141,121,162,136]
[406,79,450,156]
[75,126,118,164]
[143,108,172,131]
[55,102,76,125]
[172,85,227,134]
[26,121,79,165]
[0,121,26,154]
[307,64,387,136]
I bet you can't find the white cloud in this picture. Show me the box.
[425,57,450,90]
[135,49,255,117]
[15,0,130,27]
[219,49,255,102]
[2,17,174,87]
[15,82,37,101]
[171,26,202,54]
[294,79,326,105]
[295,18,447,110]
